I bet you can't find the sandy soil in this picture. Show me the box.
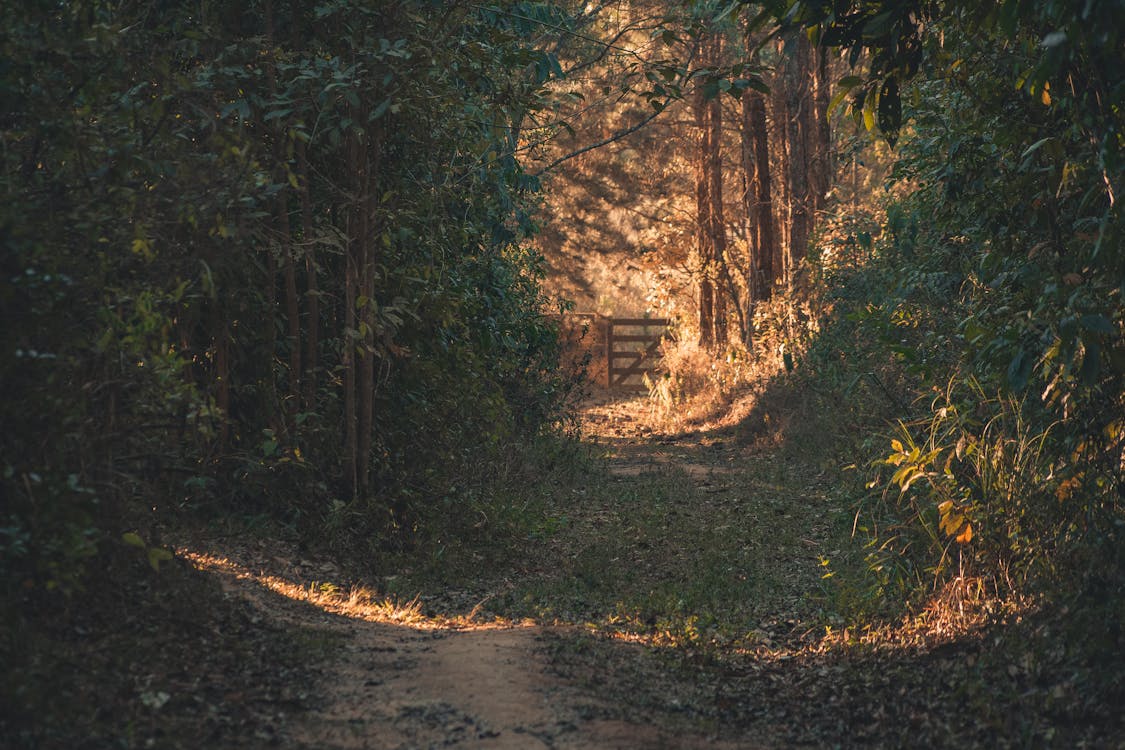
[188,544,749,750]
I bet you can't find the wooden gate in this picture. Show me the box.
[606,318,671,388]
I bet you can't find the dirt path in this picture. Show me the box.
[190,390,1111,749]
[179,393,773,749]
[168,392,1122,749]
[185,544,747,750]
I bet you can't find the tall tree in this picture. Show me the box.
[807,48,833,218]
[694,32,734,349]
[694,44,717,348]
[740,48,778,309]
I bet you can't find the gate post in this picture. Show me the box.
[605,318,614,388]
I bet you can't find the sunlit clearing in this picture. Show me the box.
[181,549,527,631]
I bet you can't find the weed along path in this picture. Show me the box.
[177,391,1094,747]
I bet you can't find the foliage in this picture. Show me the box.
[782,0,1125,612]
[0,0,583,613]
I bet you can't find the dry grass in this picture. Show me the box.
[180,548,529,631]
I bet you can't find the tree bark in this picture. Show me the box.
[692,33,735,350]
[279,180,301,430]
[809,47,833,218]
[769,40,792,290]
[356,126,380,496]
[706,64,729,347]
[343,129,359,498]
[786,34,812,286]
[694,68,715,349]
[212,308,231,449]
[741,81,777,305]
[296,137,319,413]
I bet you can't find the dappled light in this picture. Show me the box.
[182,550,433,628]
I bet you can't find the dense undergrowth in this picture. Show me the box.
[658,2,1124,634]
[1,0,581,740]
[1,0,579,584]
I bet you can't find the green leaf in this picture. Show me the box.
[147,547,173,572]
[1007,348,1032,390]
[732,77,770,95]
[122,532,146,549]
[877,77,901,147]
[1040,31,1067,48]
[1020,137,1053,160]
[1079,314,1114,335]
[1080,340,1102,385]
[828,85,856,117]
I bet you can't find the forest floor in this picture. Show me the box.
[13,390,1122,748]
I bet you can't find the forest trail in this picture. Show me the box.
[172,393,1114,748]
[180,392,807,749]
[184,550,746,750]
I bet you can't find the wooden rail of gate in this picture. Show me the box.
[606,318,671,389]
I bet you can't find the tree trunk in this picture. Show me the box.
[279,181,301,430]
[741,72,777,306]
[769,40,792,291]
[809,47,833,218]
[262,0,282,434]
[296,138,319,413]
[786,34,812,287]
[693,33,735,350]
[694,70,715,349]
[343,130,359,498]
[356,126,379,497]
[706,64,729,348]
[212,308,231,450]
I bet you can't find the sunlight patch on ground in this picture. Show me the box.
[180,549,532,632]
[591,581,1027,666]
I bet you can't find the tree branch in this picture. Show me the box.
[529,102,674,177]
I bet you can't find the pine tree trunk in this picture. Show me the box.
[356,127,379,496]
[786,34,812,288]
[808,47,833,217]
[742,83,777,304]
[279,185,301,430]
[343,130,359,498]
[213,308,231,449]
[706,67,729,347]
[769,45,792,290]
[262,0,282,434]
[694,74,714,349]
[296,138,319,413]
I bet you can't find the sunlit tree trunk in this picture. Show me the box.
[693,33,735,350]
[740,52,777,307]
[808,48,833,218]
[769,44,792,290]
[706,51,729,348]
[786,34,812,287]
[694,67,715,349]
